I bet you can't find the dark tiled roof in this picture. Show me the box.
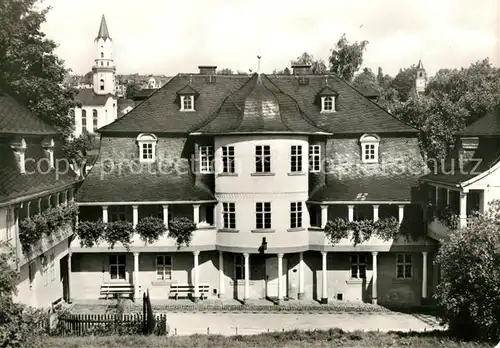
[76,160,214,202]
[420,141,500,185]
[131,89,157,100]
[101,73,414,135]
[310,175,422,202]
[0,94,58,135]
[75,89,114,106]
[195,74,326,134]
[457,105,500,136]
[0,139,79,203]
[117,98,135,113]
[268,75,416,134]
[100,75,251,133]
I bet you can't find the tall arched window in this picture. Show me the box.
[82,109,87,133]
[100,52,104,58]
[93,109,98,131]
[100,79,104,91]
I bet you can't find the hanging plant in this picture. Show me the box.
[136,217,167,244]
[62,202,79,225]
[373,217,400,241]
[76,220,106,248]
[168,217,197,249]
[104,220,134,251]
[436,206,459,230]
[324,218,349,244]
[19,218,41,254]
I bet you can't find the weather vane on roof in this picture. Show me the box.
[257,54,262,74]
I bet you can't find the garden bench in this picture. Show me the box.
[169,283,210,300]
[100,283,135,300]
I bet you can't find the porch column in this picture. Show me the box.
[277,253,284,304]
[398,205,405,224]
[55,193,60,206]
[69,188,74,202]
[132,205,138,228]
[372,252,378,304]
[102,205,108,223]
[446,189,450,206]
[47,195,52,208]
[347,205,354,222]
[162,205,169,228]
[67,252,72,303]
[133,252,140,300]
[459,191,468,228]
[62,191,67,205]
[373,205,379,222]
[218,251,224,298]
[321,251,328,304]
[435,186,439,207]
[193,251,200,302]
[320,205,328,228]
[193,204,200,227]
[37,199,41,213]
[422,251,428,300]
[243,252,250,304]
[298,252,305,300]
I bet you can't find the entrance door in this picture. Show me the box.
[265,257,287,298]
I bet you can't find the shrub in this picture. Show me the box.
[168,217,197,249]
[136,217,167,244]
[104,220,134,250]
[324,217,402,246]
[435,200,500,342]
[76,220,105,248]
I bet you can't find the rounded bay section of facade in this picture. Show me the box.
[214,135,310,252]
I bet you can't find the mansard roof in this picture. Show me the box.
[99,72,416,135]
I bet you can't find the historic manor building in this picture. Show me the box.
[73,64,439,306]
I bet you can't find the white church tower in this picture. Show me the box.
[415,59,427,94]
[92,15,116,95]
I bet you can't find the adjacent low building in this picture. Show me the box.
[74,64,438,306]
[0,92,80,308]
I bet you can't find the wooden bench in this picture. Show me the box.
[169,283,210,300]
[100,283,135,300]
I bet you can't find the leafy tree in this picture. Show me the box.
[352,67,379,92]
[328,34,369,82]
[0,242,47,347]
[435,200,500,342]
[217,68,233,75]
[272,67,291,75]
[125,81,141,99]
[293,52,328,74]
[391,66,418,102]
[0,0,77,135]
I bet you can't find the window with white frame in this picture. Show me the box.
[180,95,195,111]
[290,145,302,172]
[221,146,235,173]
[396,254,413,279]
[255,145,271,173]
[309,145,321,172]
[28,261,35,285]
[290,202,303,228]
[49,253,55,281]
[234,254,246,280]
[109,254,126,280]
[136,133,158,163]
[350,254,366,279]
[222,202,236,229]
[256,202,271,229]
[156,255,172,281]
[199,145,214,173]
[321,96,335,112]
[360,134,380,163]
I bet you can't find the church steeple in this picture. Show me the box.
[96,15,111,41]
[415,59,427,94]
[92,15,115,95]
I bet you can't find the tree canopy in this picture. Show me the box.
[435,200,500,342]
[329,34,369,82]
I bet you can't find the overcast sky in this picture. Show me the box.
[42,0,499,77]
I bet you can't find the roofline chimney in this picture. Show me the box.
[198,66,217,75]
[291,64,312,75]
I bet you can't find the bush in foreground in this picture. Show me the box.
[435,200,500,342]
[40,329,493,348]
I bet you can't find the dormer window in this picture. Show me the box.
[180,95,195,111]
[321,96,335,112]
[177,84,199,112]
[317,86,338,113]
[42,137,55,169]
[360,134,380,163]
[136,133,158,163]
[10,137,27,174]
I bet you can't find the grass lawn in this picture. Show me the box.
[41,329,493,347]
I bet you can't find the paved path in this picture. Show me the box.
[164,312,443,336]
